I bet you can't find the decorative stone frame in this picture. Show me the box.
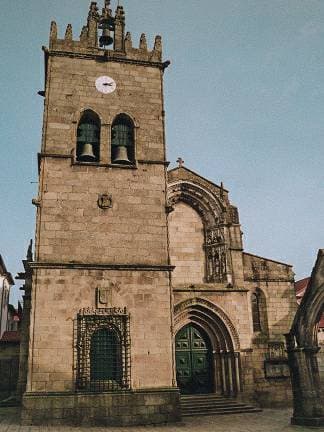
[174,298,242,396]
[168,180,233,284]
[74,307,131,392]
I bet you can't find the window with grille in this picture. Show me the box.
[75,307,130,392]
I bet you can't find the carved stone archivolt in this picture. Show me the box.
[174,297,240,351]
[168,181,225,226]
[168,180,232,283]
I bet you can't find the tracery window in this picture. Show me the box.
[111,114,135,164]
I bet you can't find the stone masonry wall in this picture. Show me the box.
[27,268,174,393]
[169,202,205,286]
[43,57,164,161]
[37,159,168,265]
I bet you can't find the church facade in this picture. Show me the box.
[20,1,297,426]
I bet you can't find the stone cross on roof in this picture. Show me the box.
[176,157,184,168]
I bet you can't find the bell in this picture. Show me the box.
[99,27,113,47]
[79,143,96,162]
[112,146,131,164]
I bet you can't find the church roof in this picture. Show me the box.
[168,166,229,194]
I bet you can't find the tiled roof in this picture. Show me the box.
[295,277,310,298]
[0,331,20,343]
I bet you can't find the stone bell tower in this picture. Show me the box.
[22,1,179,425]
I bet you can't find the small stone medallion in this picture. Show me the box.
[98,193,113,209]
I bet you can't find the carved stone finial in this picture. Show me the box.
[139,33,147,50]
[88,1,99,20]
[101,0,113,18]
[125,32,132,49]
[115,5,125,21]
[65,24,73,41]
[27,240,33,261]
[220,181,224,199]
[80,25,88,42]
[50,21,57,42]
[176,157,184,168]
[153,35,162,52]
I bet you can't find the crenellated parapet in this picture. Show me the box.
[47,1,164,64]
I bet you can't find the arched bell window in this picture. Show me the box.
[111,114,135,165]
[76,110,100,162]
[90,328,121,385]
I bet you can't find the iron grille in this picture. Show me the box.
[74,307,131,392]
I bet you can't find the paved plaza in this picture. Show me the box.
[0,407,323,432]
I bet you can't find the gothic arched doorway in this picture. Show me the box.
[175,324,213,394]
[174,298,242,397]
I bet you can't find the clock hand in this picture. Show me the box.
[103,82,113,86]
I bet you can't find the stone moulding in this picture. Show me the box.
[174,297,240,351]
[29,262,175,272]
[44,46,167,69]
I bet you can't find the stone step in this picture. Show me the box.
[182,407,262,417]
[180,394,262,417]
[181,402,251,410]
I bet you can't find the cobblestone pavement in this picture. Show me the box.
[0,408,322,432]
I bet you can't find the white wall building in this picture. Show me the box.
[0,255,14,339]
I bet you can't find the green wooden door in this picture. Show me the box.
[175,325,213,394]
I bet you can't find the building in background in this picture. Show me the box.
[0,255,14,339]
[0,257,19,401]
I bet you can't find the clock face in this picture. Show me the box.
[95,76,116,94]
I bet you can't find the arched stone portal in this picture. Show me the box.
[175,324,213,394]
[174,298,242,397]
[286,249,324,427]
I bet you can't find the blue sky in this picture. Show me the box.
[1,0,323,305]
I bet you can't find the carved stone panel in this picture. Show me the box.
[205,227,227,283]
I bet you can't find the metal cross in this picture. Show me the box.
[176,157,184,167]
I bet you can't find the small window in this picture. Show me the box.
[76,110,100,162]
[111,114,135,165]
[252,292,261,332]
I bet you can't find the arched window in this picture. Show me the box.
[76,110,100,162]
[251,292,262,332]
[90,328,121,384]
[111,114,135,165]
[251,288,269,334]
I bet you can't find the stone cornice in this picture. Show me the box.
[29,262,175,272]
[44,46,167,70]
